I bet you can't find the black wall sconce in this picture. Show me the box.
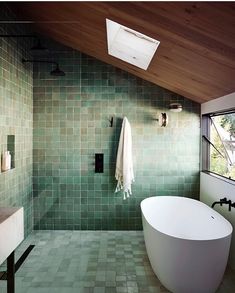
[169,103,183,112]
[156,113,168,127]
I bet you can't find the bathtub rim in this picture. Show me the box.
[141,196,233,242]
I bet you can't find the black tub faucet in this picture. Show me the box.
[211,197,228,208]
[211,197,235,211]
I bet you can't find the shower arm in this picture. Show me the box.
[22,58,58,67]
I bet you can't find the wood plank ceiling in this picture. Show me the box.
[12,2,235,103]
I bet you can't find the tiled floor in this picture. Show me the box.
[0,231,235,293]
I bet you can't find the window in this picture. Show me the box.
[202,110,235,181]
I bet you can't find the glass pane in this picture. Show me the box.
[210,113,235,180]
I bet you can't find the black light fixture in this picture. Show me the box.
[155,113,168,127]
[22,58,65,76]
[169,103,183,112]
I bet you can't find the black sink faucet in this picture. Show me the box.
[211,197,235,211]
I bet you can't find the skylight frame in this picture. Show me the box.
[106,19,160,70]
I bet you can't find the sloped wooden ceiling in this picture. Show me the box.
[12,2,235,103]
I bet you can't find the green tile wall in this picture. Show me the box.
[0,5,33,235]
[33,44,200,230]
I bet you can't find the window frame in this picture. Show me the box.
[202,109,235,182]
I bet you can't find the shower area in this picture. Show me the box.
[0,4,204,293]
[32,45,201,231]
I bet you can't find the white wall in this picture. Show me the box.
[200,172,235,268]
[200,92,235,269]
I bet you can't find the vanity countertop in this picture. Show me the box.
[0,207,22,224]
[0,207,24,265]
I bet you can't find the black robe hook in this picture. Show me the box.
[109,117,114,127]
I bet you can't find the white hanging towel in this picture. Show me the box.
[115,117,134,199]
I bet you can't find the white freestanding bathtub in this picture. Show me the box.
[141,196,233,293]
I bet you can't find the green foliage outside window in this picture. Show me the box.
[210,113,235,180]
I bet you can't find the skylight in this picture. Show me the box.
[106,19,160,70]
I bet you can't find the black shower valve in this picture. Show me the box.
[95,153,103,173]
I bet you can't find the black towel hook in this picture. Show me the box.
[109,117,114,127]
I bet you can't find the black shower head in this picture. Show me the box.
[22,59,65,76]
[50,64,65,76]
